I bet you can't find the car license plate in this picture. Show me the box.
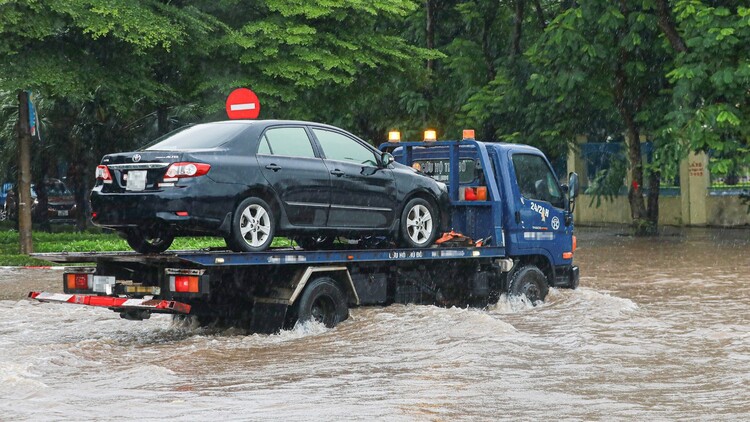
[57,210,69,217]
[126,170,147,191]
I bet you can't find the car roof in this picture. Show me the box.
[200,120,347,131]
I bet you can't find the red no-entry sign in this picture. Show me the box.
[226,88,261,119]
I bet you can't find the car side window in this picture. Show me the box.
[313,128,377,166]
[261,127,316,158]
[512,153,564,209]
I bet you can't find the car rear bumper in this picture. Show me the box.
[90,187,228,232]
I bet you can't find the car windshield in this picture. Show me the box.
[47,181,72,196]
[143,123,249,151]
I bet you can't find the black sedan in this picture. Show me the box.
[91,120,449,253]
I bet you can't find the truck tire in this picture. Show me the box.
[400,197,438,248]
[125,227,174,254]
[228,197,275,252]
[507,265,549,303]
[295,277,349,328]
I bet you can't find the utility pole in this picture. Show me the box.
[17,90,34,254]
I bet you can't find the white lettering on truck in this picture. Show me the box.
[530,202,549,222]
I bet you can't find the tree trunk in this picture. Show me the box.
[510,0,525,58]
[16,90,34,254]
[157,104,170,136]
[532,0,546,30]
[481,4,498,81]
[613,1,658,235]
[654,0,687,53]
[425,0,436,72]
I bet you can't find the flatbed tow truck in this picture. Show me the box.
[29,135,580,333]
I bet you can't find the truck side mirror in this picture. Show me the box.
[381,152,394,167]
[568,172,579,199]
[565,172,579,219]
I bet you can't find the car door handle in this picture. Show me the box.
[265,164,281,172]
[330,169,344,177]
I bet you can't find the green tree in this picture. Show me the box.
[527,2,676,234]
[665,1,750,179]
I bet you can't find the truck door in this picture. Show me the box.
[311,127,397,229]
[256,126,331,226]
[508,152,569,259]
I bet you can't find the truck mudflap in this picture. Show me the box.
[28,292,191,315]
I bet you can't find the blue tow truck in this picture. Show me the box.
[30,133,580,333]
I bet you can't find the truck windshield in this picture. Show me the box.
[512,153,564,209]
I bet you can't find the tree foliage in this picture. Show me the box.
[0,0,748,235]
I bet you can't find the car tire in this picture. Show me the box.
[228,197,275,252]
[294,277,349,328]
[294,236,334,250]
[507,265,549,303]
[125,227,175,254]
[400,197,438,248]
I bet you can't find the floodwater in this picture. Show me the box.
[1,226,749,420]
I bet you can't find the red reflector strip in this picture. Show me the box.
[175,211,189,217]
[563,252,573,260]
[29,292,191,314]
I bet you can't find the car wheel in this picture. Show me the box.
[126,227,175,254]
[294,277,349,328]
[229,197,275,252]
[400,197,438,248]
[294,236,334,250]
[507,265,549,304]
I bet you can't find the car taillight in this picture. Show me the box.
[96,165,112,184]
[162,162,210,182]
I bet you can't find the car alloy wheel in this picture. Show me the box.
[400,197,438,248]
[406,204,432,245]
[240,204,271,247]
[230,197,276,252]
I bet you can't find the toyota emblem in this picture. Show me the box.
[132,154,141,162]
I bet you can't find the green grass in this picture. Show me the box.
[0,222,295,266]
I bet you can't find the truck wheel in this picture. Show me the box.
[507,265,549,303]
[295,277,349,328]
[229,197,275,252]
[400,197,438,248]
[125,227,174,254]
[294,236,334,250]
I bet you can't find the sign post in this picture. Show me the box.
[225,88,261,120]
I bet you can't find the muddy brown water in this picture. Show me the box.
[1,226,749,420]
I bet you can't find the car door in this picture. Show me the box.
[256,126,331,227]
[311,127,397,229]
[509,152,568,257]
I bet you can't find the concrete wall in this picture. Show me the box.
[569,144,750,227]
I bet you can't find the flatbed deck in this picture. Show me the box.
[31,245,507,267]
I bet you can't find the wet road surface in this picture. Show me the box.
[1,226,749,420]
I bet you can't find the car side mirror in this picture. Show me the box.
[381,152,394,167]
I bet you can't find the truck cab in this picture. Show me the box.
[382,135,580,292]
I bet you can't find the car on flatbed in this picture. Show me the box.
[91,120,449,253]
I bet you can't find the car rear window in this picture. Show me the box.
[144,123,248,151]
